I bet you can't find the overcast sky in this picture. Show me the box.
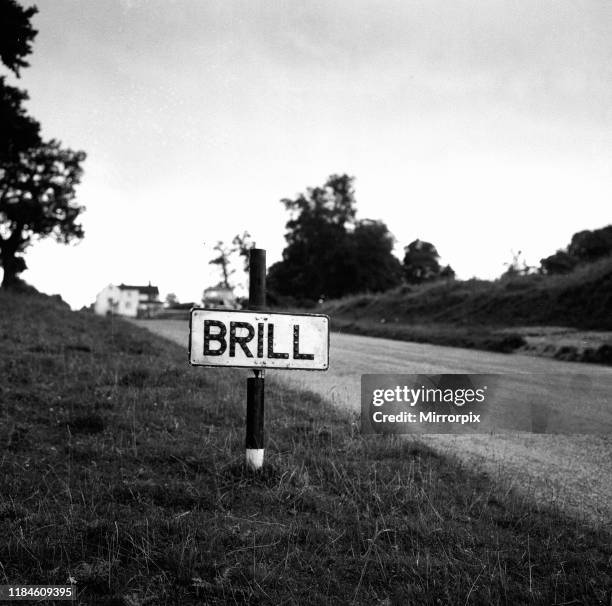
[7,0,612,308]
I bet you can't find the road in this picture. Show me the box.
[137,319,612,528]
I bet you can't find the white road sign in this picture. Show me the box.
[189,308,329,370]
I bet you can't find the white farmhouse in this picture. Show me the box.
[94,283,163,318]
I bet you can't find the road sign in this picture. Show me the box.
[189,308,329,370]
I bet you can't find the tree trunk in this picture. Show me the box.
[0,227,27,289]
[0,251,25,289]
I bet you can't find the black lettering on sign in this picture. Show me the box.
[267,323,289,359]
[293,325,314,360]
[204,320,227,356]
[257,323,264,358]
[229,321,254,357]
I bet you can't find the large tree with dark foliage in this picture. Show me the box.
[540,225,612,274]
[349,219,402,293]
[0,79,40,164]
[0,0,40,164]
[567,226,612,263]
[267,174,402,302]
[0,0,38,76]
[402,239,454,284]
[0,0,86,288]
[0,141,86,287]
[540,250,578,275]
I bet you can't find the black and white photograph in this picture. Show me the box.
[0,1,611,604]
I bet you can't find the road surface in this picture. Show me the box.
[136,319,612,528]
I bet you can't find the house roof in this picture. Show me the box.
[118,283,159,296]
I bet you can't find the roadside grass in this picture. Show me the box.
[1,290,610,605]
[321,256,612,330]
[317,256,612,361]
[329,318,529,354]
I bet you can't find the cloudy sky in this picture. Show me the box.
[8,0,612,308]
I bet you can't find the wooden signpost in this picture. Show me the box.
[189,248,329,469]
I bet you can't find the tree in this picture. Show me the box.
[440,264,455,279]
[207,232,254,288]
[0,0,41,165]
[0,78,40,164]
[268,174,355,300]
[0,0,38,77]
[540,250,578,275]
[268,174,402,301]
[232,230,253,272]
[539,225,612,274]
[0,1,87,288]
[0,141,86,287]
[402,239,455,284]
[208,241,235,288]
[350,219,402,293]
[567,226,612,263]
[0,0,40,164]
[165,292,178,307]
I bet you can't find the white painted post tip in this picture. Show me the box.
[245,448,264,470]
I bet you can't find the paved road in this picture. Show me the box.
[137,319,612,528]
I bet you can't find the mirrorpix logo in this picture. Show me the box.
[361,374,493,434]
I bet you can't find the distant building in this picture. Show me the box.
[94,283,163,318]
[202,284,238,309]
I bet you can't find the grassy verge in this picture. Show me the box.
[320,256,612,330]
[330,318,528,354]
[1,290,610,605]
[317,257,612,361]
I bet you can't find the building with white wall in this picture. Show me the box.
[94,283,162,318]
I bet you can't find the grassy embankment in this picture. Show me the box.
[1,289,610,604]
[320,256,612,361]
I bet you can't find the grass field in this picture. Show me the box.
[1,290,611,604]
